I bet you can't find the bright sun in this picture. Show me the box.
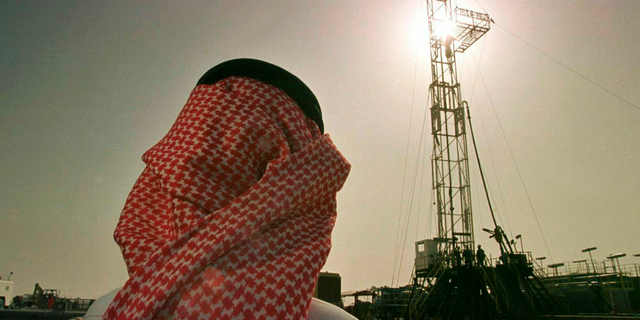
[435,20,455,40]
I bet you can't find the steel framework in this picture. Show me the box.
[427,0,490,258]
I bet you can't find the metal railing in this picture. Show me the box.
[539,262,640,278]
[535,260,640,291]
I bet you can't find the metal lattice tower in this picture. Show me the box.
[426,0,490,257]
[401,5,567,319]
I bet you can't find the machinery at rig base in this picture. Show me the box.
[3,282,94,313]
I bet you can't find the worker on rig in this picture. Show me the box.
[476,245,486,267]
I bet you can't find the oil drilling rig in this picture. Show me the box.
[402,0,566,319]
[344,2,640,319]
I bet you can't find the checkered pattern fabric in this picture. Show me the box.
[104,76,351,320]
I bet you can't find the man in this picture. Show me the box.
[453,246,462,268]
[476,245,486,267]
[463,246,473,268]
[97,59,352,320]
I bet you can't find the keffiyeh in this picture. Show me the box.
[105,74,350,319]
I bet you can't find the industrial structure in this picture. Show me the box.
[401,1,566,318]
[343,0,640,319]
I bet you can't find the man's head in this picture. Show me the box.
[197,58,324,133]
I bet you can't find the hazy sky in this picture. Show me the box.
[2,0,639,299]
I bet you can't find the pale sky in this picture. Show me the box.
[1,0,639,299]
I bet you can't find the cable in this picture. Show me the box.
[473,0,488,14]
[467,29,486,101]
[468,48,515,237]
[391,50,419,287]
[392,0,427,286]
[474,0,639,112]
[473,66,555,262]
[414,133,430,241]
[395,94,432,286]
[465,103,499,231]
[461,37,515,243]
[495,23,639,111]
[491,27,637,112]
[470,90,514,237]
[471,0,556,258]
[464,38,506,230]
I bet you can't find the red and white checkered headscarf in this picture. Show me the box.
[104,76,351,319]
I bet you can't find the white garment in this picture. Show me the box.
[84,288,119,320]
[307,298,356,320]
[84,288,356,320]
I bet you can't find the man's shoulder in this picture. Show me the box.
[308,298,357,320]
